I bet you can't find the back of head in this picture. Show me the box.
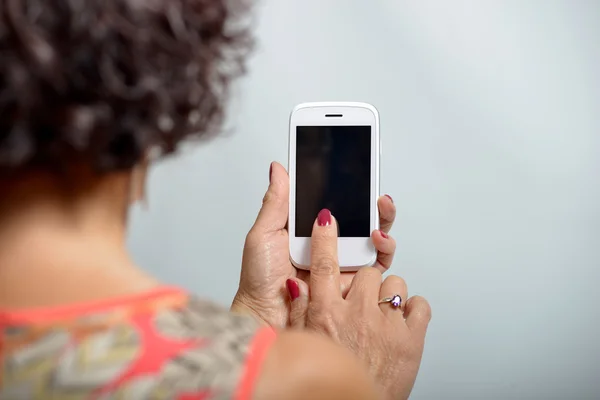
[0,0,252,177]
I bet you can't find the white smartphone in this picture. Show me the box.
[288,102,380,271]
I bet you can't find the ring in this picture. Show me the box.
[378,294,402,308]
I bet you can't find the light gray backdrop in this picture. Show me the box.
[128,1,600,399]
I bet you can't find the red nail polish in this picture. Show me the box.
[385,194,394,203]
[317,209,331,226]
[269,163,273,184]
[380,229,388,239]
[286,279,300,300]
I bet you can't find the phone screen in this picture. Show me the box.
[295,126,371,238]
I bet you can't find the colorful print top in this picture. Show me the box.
[0,287,276,400]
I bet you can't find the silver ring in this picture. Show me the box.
[378,294,402,308]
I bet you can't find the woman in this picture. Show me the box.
[0,1,431,399]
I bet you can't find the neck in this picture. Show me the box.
[0,170,159,310]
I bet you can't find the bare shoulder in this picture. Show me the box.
[253,330,379,400]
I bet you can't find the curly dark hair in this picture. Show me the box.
[0,0,252,174]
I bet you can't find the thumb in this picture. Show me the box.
[252,162,289,233]
[286,278,309,329]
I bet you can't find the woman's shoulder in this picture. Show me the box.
[149,293,276,399]
[0,287,274,399]
[157,292,267,350]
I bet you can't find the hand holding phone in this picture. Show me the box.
[288,102,380,271]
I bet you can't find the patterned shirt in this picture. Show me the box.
[0,287,276,399]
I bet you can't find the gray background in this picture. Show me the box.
[128,1,600,399]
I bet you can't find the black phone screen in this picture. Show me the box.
[295,125,371,238]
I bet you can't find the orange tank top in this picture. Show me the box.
[0,287,276,399]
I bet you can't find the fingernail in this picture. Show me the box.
[269,163,273,184]
[286,279,300,301]
[317,209,332,226]
[380,229,388,239]
[385,194,394,203]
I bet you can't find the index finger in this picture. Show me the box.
[310,209,342,305]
